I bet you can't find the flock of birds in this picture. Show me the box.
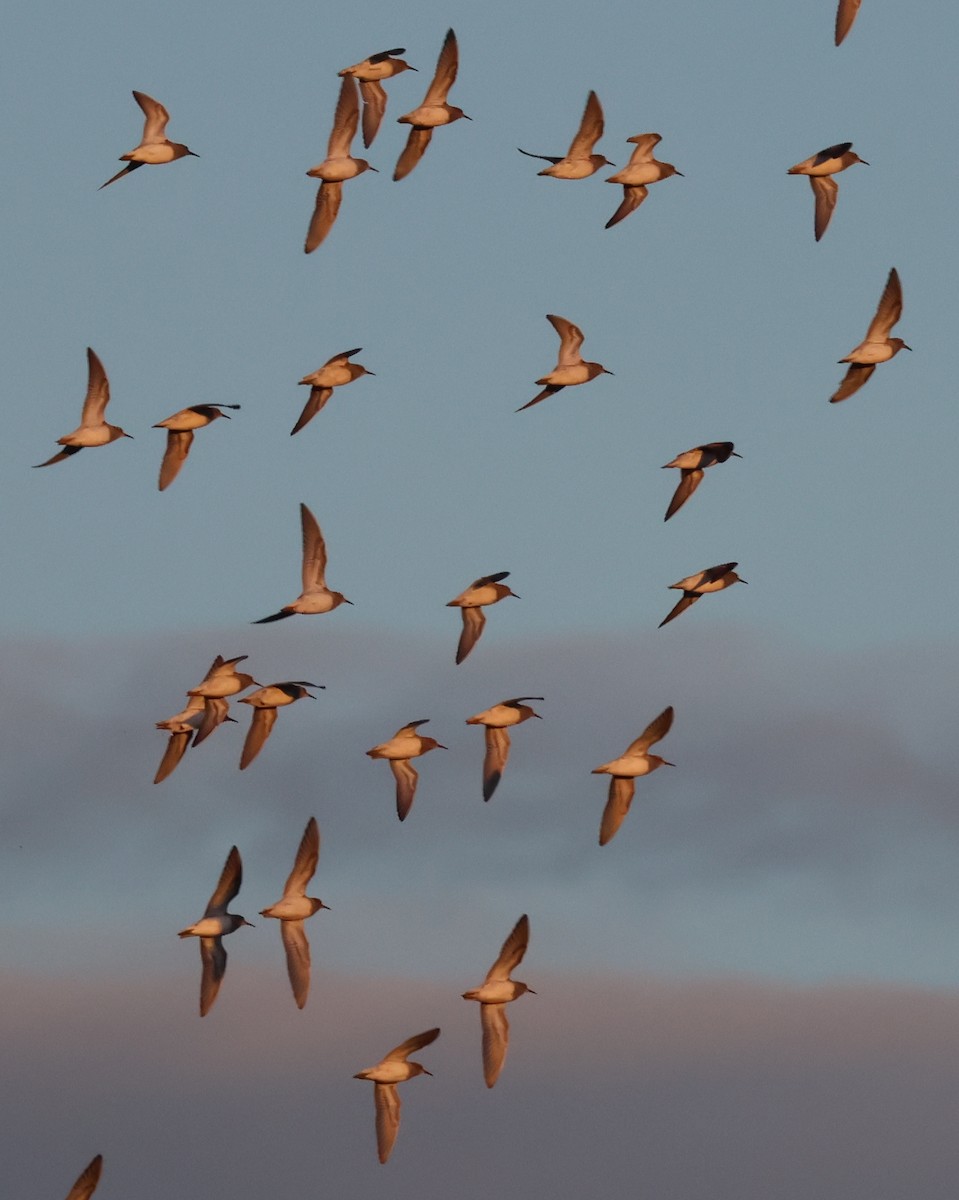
[40,1,903,1192]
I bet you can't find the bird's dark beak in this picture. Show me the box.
[368,165,380,172]
[903,344,913,351]
[732,451,743,457]
[603,369,615,375]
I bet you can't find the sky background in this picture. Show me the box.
[4,0,959,1195]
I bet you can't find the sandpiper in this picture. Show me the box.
[99,91,197,189]
[153,404,239,490]
[462,914,533,1087]
[305,76,377,253]
[659,563,745,628]
[238,682,323,770]
[253,504,352,622]
[34,348,131,467]
[187,654,259,746]
[447,572,519,663]
[177,846,253,1017]
[662,442,741,521]
[353,1028,440,1164]
[517,90,610,179]
[259,816,329,1009]
[466,697,543,801]
[831,267,910,402]
[394,29,469,181]
[366,720,446,820]
[592,707,675,845]
[154,695,209,785]
[518,314,613,412]
[339,48,417,148]
[788,142,867,241]
[605,133,683,228]
[292,348,373,435]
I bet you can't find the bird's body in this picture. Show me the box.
[339,48,417,148]
[177,846,253,1016]
[517,90,610,179]
[831,268,910,402]
[659,563,745,628]
[447,571,519,664]
[605,133,682,228]
[153,403,239,490]
[661,441,740,521]
[592,707,675,845]
[354,1028,439,1164]
[466,697,543,801]
[34,348,131,467]
[154,694,208,784]
[462,914,533,1087]
[305,76,376,253]
[238,682,322,771]
[519,314,612,411]
[187,654,259,746]
[260,816,328,1009]
[394,29,468,181]
[253,504,352,622]
[788,142,867,241]
[367,719,446,820]
[99,91,197,189]
[293,348,372,434]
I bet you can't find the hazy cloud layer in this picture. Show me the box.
[3,624,958,987]
[7,967,959,1200]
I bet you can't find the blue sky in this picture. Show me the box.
[4,0,959,1195]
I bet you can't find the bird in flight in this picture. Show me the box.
[447,572,520,663]
[339,48,417,148]
[177,846,253,1016]
[366,720,447,820]
[519,314,613,412]
[354,1028,440,1163]
[659,563,746,628]
[788,142,868,241]
[462,915,534,1087]
[465,697,543,801]
[661,441,741,521]
[259,817,329,1009]
[238,682,323,771]
[517,90,611,179]
[99,90,198,189]
[592,707,675,845]
[34,348,131,468]
[153,403,239,490]
[253,504,352,622]
[394,29,469,181]
[292,348,373,434]
[604,133,683,229]
[831,267,910,402]
[304,76,377,253]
